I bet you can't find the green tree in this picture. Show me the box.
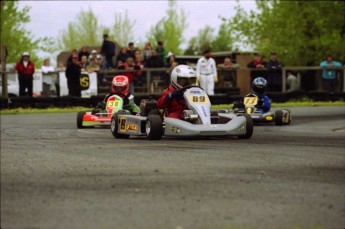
[146,0,187,55]
[111,10,136,47]
[184,26,214,55]
[0,1,53,65]
[227,1,345,65]
[57,8,101,51]
[211,17,235,52]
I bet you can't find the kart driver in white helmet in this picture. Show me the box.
[157,64,197,119]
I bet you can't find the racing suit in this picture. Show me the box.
[255,92,271,113]
[99,93,140,115]
[157,84,187,119]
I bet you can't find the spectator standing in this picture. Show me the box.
[142,42,153,65]
[15,51,35,97]
[286,71,299,92]
[127,42,136,59]
[96,55,107,83]
[79,55,88,72]
[217,57,239,88]
[100,34,116,69]
[266,52,283,91]
[247,53,266,82]
[146,50,165,86]
[65,54,81,97]
[196,49,218,95]
[165,52,178,85]
[55,62,66,96]
[134,50,146,87]
[117,57,140,95]
[78,46,89,61]
[66,49,78,67]
[86,57,100,73]
[41,58,55,97]
[320,54,342,92]
[156,41,166,65]
[116,47,129,66]
[88,49,98,62]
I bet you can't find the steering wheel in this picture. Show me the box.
[105,92,129,105]
[175,85,204,106]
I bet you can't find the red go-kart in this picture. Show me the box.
[77,92,128,128]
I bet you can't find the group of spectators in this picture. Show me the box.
[246,52,343,93]
[63,35,178,97]
[13,35,343,97]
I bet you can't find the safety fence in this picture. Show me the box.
[1,66,345,98]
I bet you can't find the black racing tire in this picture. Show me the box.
[146,115,163,140]
[237,114,253,139]
[110,113,130,139]
[77,111,86,129]
[275,110,284,126]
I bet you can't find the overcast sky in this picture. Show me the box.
[18,1,257,42]
[17,0,257,61]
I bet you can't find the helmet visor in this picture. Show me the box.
[112,85,127,92]
[177,77,197,87]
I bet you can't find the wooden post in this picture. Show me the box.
[282,68,286,92]
[1,45,8,99]
[235,54,252,96]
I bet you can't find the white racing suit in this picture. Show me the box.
[196,56,217,95]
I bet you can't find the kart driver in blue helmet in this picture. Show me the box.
[250,77,271,112]
[233,77,271,113]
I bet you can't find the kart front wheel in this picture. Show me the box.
[275,110,284,126]
[146,115,163,140]
[77,111,86,129]
[238,114,253,139]
[110,113,130,139]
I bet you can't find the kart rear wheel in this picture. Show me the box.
[77,111,86,129]
[238,114,253,139]
[284,109,291,125]
[110,113,130,139]
[146,115,163,140]
[275,110,284,126]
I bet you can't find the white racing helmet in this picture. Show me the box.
[170,65,196,89]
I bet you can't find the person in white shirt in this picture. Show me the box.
[196,49,218,95]
[41,59,55,97]
[286,71,299,92]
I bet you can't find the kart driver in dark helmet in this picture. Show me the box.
[233,77,271,113]
[157,64,197,119]
[97,75,140,114]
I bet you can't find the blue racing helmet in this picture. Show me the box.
[252,77,267,94]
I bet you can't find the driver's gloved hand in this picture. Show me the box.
[166,90,183,102]
[171,89,183,100]
[257,99,263,106]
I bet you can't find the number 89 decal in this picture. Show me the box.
[189,95,207,104]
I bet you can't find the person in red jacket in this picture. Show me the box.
[15,51,35,97]
[157,64,197,119]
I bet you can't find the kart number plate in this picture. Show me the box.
[244,96,258,106]
[107,100,121,108]
[189,95,207,104]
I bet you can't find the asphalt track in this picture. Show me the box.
[1,106,345,229]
